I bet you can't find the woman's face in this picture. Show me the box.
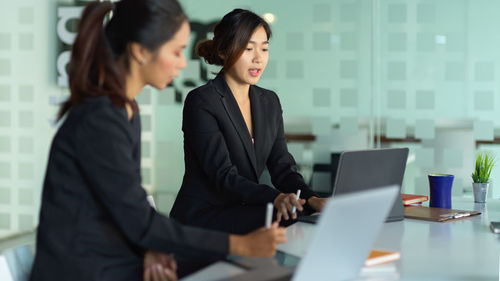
[142,20,190,89]
[226,25,269,86]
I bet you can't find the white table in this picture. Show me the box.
[183,197,500,281]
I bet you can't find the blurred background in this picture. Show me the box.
[1,0,500,239]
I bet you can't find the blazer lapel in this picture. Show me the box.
[249,86,266,175]
[214,74,258,177]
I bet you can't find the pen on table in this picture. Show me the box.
[292,189,301,214]
[265,202,273,229]
[442,212,471,219]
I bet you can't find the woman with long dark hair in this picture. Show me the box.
[30,2,286,281]
[170,9,328,234]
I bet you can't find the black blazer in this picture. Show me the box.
[170,73,316,232]
[30,97,228,281]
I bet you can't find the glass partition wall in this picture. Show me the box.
[0,0,499,238]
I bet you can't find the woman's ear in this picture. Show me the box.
[129,42,150,65]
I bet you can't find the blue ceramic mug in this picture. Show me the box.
[428,174,454,209]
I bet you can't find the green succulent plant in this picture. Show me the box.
[472,152,495,183]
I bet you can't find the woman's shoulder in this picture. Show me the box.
[64,96,131,135]
[75,96,127,119]
[252,85,280,104]
[184,80,219,107]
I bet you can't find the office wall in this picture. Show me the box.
[0,0,70,238]
[1,0,500,238]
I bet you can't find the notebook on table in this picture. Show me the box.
[404,206,481,222]
[299,147,409,223]
[401,194,428,205]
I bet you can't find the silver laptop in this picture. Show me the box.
[288,185,399,281]
[300,147,408,223]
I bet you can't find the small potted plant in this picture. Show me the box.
[471,152,495,203]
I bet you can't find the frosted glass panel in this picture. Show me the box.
[286,60,304,79]
[443,148,463,169]
[340,60,357,79]
[18,214,33,230]
[416,33,435,52]
[0,137,10,153]
[19,85,34,102]
[340,32,357,51]
[286,32,303,51]
[0,59,11,76]
[288,143,305,163]
[142,141,151,158]
[417,3,435,23]
[415,119,435,140]
[184,59,200,80]
[416,148,434,168]
[474,91,494,111]
[312,117,330,136]
[18,137,34,154]
[339,117,358,136]
[18,189,33,205]
[474,62,494,81]
[387,62,406,80]
[386,118,406,138]
[18,7,33,24]
[313,4,331,23]
[387,33,406,52]
[387,90,406,109]
[313,32,331,51]
[340,88,357,108]
[473,120,494,141]
[265,60,278,79]
[0,33,11,50]
[445,62,465,81]
[387,4,407,23]
[0,85,10,101]
[158,88,175,105]
[0,188,10,204]
[0,112,9,127]
[340,3,359,22]
[312,88,331,107]
[414,176,429,196]
[19,33,34,50]
[0,214,10,229]
[415,90,435,110]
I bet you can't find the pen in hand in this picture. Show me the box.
[292,189,301,214]
[265,202,273,229]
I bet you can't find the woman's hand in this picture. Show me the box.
[143,250,177,281]
[307,196,328,212]
[229,222,287,257]
[273,193,306,222]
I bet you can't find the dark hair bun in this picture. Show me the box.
[196,39,223,66]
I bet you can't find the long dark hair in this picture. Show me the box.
[196,9,272,72]
[59,0,187,120]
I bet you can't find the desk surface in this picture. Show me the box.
[183,197,500,281]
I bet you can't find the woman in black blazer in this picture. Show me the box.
[170,9,328,234]
[30,2,286,281]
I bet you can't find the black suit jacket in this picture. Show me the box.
[30,97,228,281]
[170,73,316,232]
